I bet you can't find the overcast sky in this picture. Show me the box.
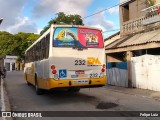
[0,0,119,38]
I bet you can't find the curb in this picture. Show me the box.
[1,78,13,120]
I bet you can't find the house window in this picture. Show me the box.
[122,4,129,22]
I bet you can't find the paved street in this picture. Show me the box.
[3,71,160,120]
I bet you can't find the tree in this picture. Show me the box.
[0,31,15,56]
[0,31,40,60]
[40,12,84,35]
[13,32,40,60]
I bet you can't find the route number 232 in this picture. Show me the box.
[75,60,86,65]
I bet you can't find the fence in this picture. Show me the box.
[106,62,128,87]
[131,55,160,91]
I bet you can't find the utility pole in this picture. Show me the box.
[0,18,3,25]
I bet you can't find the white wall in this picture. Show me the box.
[131,55,160,91]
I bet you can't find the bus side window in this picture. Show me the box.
[26,52,28,63]
[38,42,41,60]
[41,38,45,59]
[32,48,34,61]
[28,50,30,62]
[27,51,29,62]
[43,37,46,59]
[45,34,50,59]
[30,48,33,62]
[35,43,38,61]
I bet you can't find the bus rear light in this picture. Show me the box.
[51,65,56,69]
[101,68,105,72]
[52,69,57,74]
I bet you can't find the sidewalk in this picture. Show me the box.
[0,78,13,120]
[105,85,160,101]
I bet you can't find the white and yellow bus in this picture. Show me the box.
[24,25,106,95]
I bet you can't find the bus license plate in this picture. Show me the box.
[73,80,88,85]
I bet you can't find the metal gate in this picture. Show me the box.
[107,62,128,87]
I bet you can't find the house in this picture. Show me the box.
[0,55,17,71]
[105,0,160,89]
[0,55,25,71]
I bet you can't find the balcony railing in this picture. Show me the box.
[121,13,160,36]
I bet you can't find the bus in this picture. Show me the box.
[24,25,106,95]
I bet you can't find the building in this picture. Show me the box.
[0,55,24,71]
[4,55,17,71]
[105,0,160,88]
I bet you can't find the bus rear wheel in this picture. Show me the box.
[35,81,43,95]
[35,75,43,95]
[25,74,31,86]
[27,81,31,86]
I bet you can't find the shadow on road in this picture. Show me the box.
[21,82,100,106]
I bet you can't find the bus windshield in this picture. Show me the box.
[53,27,104,48]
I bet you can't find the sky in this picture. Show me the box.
[0,0,120,38]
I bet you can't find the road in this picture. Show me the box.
[4,71,160,120]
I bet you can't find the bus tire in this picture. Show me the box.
[27,81,31,86]
[25,74,31,86]
[35,75,43,95]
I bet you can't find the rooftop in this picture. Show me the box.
[105,28,160,53]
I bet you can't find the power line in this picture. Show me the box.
[82,0,130,19]
[82,4,119,19]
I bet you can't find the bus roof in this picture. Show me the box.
[25,24,102,53]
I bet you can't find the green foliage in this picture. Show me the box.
[0,31,15,56]
[40,12,84,35]
[14,32,40,60]
[0,31,40,60]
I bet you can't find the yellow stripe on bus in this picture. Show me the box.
[25,74,107,90]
